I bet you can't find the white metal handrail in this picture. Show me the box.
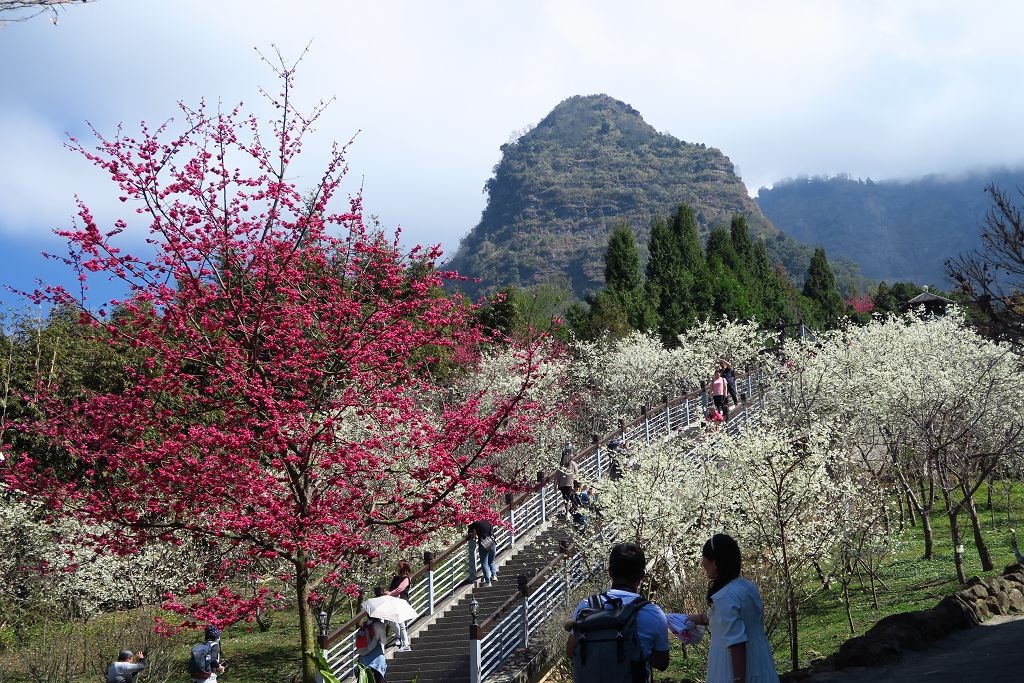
[468,387,763,682]
[326,374,762,681]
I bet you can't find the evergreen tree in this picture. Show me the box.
[730,214,754,260]
[706,227,755,319]
[645,214,687,345]
[603,221,652,330]
[670,203,714,326]
[750,239,799,325]
[584,288,633,340]
[706,227,742,273]
[478,285,522,337]
[604,221,643,292]
[803,247,844,326]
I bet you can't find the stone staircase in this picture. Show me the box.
[382,525,572,683]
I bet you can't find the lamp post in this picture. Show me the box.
[316,608,329,648]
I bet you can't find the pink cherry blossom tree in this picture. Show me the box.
[3,56,558,682]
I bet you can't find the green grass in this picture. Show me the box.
[3,487,1022,683]
[219,615,303,683]
[0,609,306,683]
[655,483,1024,681]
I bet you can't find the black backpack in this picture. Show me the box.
[572,593,651,683]
[188,641,219,677]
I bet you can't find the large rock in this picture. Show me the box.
[833,568,1020,670]
[1007,588,1024,613]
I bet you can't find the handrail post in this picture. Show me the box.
[467,535,478,585]
[537,470,547,523]
[506,493,516,548]
[591,433,601,478]
[685,395,691,429]
[560,539,571,607]
[424,550,435,615]
[746,367,753,400]
[518,573,530,648]
[469,623,483,683]
[662,394,670,434]
[641,405,650,444]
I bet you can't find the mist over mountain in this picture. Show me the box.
[756,169,1024,287]
[446,94,859,298]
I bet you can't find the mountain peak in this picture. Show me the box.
[518,94,656,147]
[447,95,780,297]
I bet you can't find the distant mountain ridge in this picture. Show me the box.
[756,169,1024,287]
[447,94,850,298]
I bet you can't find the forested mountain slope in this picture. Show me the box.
[446,94,862,298]
[756,169,1024,286]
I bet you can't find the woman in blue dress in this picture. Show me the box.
[688,534,779,683]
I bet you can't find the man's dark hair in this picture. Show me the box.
[608,542,646,583]
[117,649,134,662]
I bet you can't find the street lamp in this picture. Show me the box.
[470,597,479,626]
[317,609,329,638]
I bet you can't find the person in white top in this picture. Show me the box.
[687,534,779,683]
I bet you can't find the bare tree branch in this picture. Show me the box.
[946,183,1024,343]
[0,0,95,25]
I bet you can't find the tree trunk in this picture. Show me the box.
[942,489,966,584]
[842,553,855,634]
[987,479,995,532]
[295,553,319,683]
[916,476,936,560]
[922,510,935,560]
[867,560,879,610]
[963,484,994,571]
[779,533,799,672]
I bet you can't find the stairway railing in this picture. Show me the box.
[321,372,763,681]
[468,380,763,682]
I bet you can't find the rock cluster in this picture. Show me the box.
[829,562,1024,672]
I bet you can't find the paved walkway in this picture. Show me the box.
[807,615,1024,682]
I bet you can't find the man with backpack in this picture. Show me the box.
[566,543,670,682]
[189,625,226,681]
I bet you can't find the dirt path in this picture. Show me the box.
[806,615,1024,682]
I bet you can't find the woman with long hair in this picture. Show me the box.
[687,534,778,683]
[555,446,580,519]
[384,559,414,652]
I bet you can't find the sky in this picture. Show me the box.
[3,0,1024,307]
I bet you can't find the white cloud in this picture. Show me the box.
[3,0,1024,256]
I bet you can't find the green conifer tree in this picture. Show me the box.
[750,239,799,325]
[603,221,653,331]
[706,227,755,319]
[604,222,643,292]
[670,204,714,326]
[802,247,844,326]
[730,214,754,260]
[645,214,687,345]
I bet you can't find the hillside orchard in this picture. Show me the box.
[0,68,1022,681]
[588,312,1024,672]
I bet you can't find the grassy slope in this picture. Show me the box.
[655,483,1024,681]
[3,489,1021,682]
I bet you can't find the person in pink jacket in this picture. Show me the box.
[711,370,730,421]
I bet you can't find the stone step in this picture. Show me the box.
[365,524,574,683]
